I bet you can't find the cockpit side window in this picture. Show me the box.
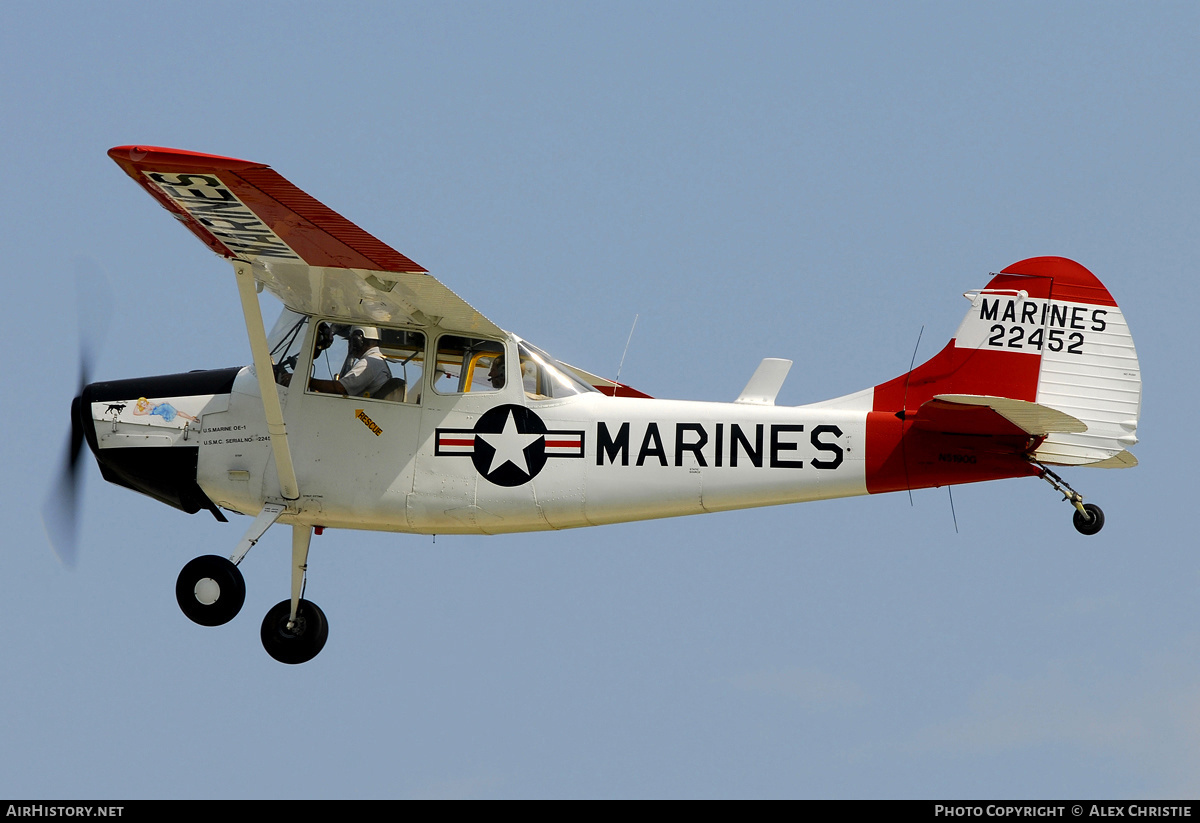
[306,321,426,404]
[432,335,506,394]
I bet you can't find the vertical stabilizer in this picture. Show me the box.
[864,257,1140,494]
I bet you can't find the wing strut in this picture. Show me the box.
[232,261,301,501]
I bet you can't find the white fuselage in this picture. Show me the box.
[191,365,868,535]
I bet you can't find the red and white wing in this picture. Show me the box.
[108,145,502,336]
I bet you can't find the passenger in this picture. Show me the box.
[487,354,506,389]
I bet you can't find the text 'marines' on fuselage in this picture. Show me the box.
[56,145,1140,664]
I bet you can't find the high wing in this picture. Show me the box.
[108,145,503,336]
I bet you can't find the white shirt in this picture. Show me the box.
[338,347,391,397]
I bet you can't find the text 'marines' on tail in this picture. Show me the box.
[824,256,1140,496]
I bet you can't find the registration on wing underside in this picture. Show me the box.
[142,171,301,261]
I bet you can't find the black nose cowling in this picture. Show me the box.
[80,368,241,521]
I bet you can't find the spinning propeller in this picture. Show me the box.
[43,359,91,566]
[42,259,111,566]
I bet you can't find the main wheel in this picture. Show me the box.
[1073,503,1105,536]
[261,598,329,664]
[176,555,246,626]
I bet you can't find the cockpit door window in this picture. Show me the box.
[302,321,426,404]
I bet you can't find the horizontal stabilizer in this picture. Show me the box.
[736,358,792,406]
[1083,450,1139,469]
[912,394,1088,437]
[934,394,1087,435]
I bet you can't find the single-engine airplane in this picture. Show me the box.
[51,145,1142,664]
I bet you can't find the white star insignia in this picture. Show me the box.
[477,409,543,476]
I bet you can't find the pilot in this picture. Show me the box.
[487,354,547,398]
[487,354,506,389]
[309,325,392,397]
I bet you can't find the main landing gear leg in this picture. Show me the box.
[175,503,286,626]
[1033,461,1105,536]
[260,524,328,664]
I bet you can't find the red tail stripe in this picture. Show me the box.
[872,344,1041,412]
[1001,256,1117,307]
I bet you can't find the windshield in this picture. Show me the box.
[266,309,310,387]
[516,339,598,399]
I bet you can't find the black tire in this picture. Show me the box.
[260,598,329,664]
[176,555,246,626]
[1073,503,1105,536]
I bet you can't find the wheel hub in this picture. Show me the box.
[176,555,246,626]
[281,615,308,638]
[194,577,221,605]
[261,598,328,664]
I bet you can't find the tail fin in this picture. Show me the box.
[867,257,1141,491]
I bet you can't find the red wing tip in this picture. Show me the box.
[107,145,264,171]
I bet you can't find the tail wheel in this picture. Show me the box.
[1034,461,1107,537]
[1073,503,1105,536]
[176,555,246,626]
[261,598,329,664]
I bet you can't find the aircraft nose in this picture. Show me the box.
[79,368,239,521]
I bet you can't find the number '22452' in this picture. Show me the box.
[987,325,1084,354]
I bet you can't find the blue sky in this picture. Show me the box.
[3,1,1198,798]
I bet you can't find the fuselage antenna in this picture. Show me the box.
[613,314,639,395]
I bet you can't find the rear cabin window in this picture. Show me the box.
[432,335,506,395]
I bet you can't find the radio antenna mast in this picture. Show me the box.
[614,314,639,394]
